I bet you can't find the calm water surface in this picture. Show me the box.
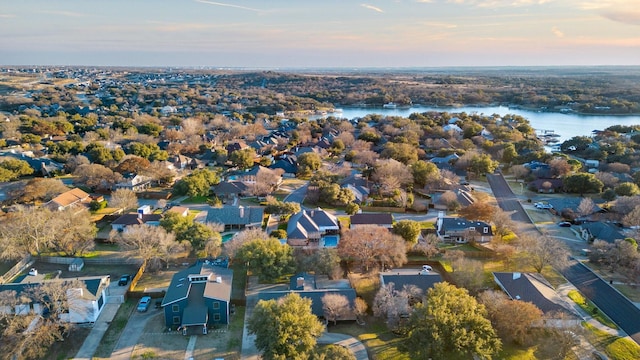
[321,106,640,143]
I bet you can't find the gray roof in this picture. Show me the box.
[206,206,263,226]
[161,262,233,307]
[287,209,338,240]
[581,222,625,243]
[380,273,443,294]
[212,181,248,195]
[350,213,393,226]
[112,213,162,226]
[438,217,493,236]
[547,198,604,214]
[493,272,576,316]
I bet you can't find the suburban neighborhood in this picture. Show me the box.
[0,67,639,360]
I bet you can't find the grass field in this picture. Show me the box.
[567,290,618,329]
[584,323,640,360]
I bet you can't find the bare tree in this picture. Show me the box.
[8,178,69,204]
[354,297,368,324]
[450,258,485,294]
[372,159,413,193]
[413,234,440,258]
[439,190,459,211]
[577,197,595,217]
[492,209,515,239]
[518,235,569,273]
[110,225,185,271]
[73,164,122,191]
[109,188,139,212]
[549,158,571,177]
[321,293,353,325]
[511,164,530,181]
[614,196,640,214]
[478,290,543,345]
[6,207,96,258]
[337,225,407,272]
[0,280,85,360]
[595,171,619,189]
[372,283,422,331]
[458,201,496,222]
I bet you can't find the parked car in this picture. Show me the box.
[535,202,553,209]
[422,265,432,272]
[558,221,572,227]
[118,274,131,286]
[137,296,152,312]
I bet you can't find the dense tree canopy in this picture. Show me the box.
[248,293,324,360]
[563,173,604,195]
[237,238,296,282]
[404,282,501,359]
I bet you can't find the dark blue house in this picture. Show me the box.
[161,262,233,335]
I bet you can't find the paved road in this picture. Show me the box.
[284,183,308,207]
[487,173,640,346]
[486,173,537,231]
[560,259,640,345]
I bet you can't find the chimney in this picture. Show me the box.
[513,272,521,280]
[436,211,444,233]
[296,276,304,290]
[239,206,245,218]
[215,276,222,283]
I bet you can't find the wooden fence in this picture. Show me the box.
[39,256,143,266]
[0,255,33,284]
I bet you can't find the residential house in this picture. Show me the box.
[436,212,493,243]
[429,153,459,167]
[111,206,161,232]
[340,173,371,204]
[212,181,249,204]
[225,141,248,155]
[257,273,356,321]
[493,272,580,326]
[287,208,340,247]
[44,188,91,211]
[166,206,190,217]
[205,205,264,231]
[547,198,604,216]
[579,222,625,244]
[0,275,110,324]
[350,213,393,229]
[528,178,564,193]
[431,187,474,210]
[380,271,443,295]
[115,174,152,192]
[270,155,298,177]
[161,261,233,334]
[227,166,282,187]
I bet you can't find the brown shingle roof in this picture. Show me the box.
[48,188,90,208]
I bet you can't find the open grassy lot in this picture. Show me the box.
[134,268,177,292]
[330,320,411,360]
[21,261,140,282]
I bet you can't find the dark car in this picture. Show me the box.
[118,274,131,286]
[558,221,572,227]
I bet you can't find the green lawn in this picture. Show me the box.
[567,290,618,329]
[181,196,210,204]
[584,322,640,360]
[230,262,247,302]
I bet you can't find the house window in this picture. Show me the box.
[483,227,489,234]
[173,316,180,324]
[213,302,220,309]
[172,305,179,313]
[213,314,221,321]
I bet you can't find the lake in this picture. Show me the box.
[317,105,640,143]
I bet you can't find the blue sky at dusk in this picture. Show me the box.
[1,0,639,67]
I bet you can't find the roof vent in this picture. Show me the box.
[515,295,521,300]
[179,278,185,282]
[176,284,183,287]
[216,276,222,283]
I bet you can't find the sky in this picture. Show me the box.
[1,0,639,68]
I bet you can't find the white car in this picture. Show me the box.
[534,202,553,209]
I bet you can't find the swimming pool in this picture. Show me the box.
[222,233,235,243]
[321,235,339,247]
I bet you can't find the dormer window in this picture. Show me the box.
[188,273,211,283]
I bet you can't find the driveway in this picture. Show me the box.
[284,183,308,206]
[109,307,162,360]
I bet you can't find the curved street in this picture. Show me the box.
[487,173,640,346]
